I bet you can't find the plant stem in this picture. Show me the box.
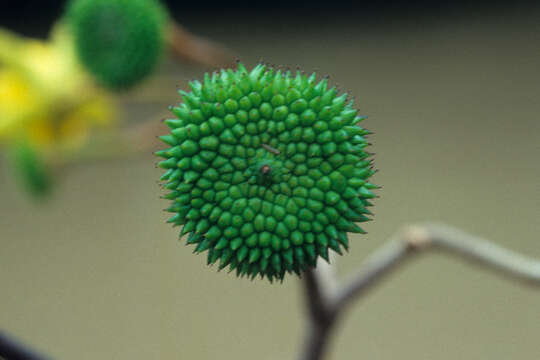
[298,222,540,360]
[0,331,52,360]
[167,21,237,68]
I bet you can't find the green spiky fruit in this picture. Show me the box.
[66,0,167,90]
[157,63,376,281]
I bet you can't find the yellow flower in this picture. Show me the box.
[0,25,117,155]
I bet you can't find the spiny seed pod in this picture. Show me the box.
[66,0,167,90]
[157,63,377,281]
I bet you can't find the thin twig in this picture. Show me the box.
[0,331,52,360]
[298,222,540,360]
[335,223,540,309]
[299,269,336,360]
[50,118,168,174]
[167,21,237,69]
[303,268,334,324]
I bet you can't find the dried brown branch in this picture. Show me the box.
[167,21,237,69]
[298,222,540,360]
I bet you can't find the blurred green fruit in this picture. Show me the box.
[66,0,167,90]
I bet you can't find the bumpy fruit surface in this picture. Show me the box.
[157,63,376,281]
[66,0,167,90]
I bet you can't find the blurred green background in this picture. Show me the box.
[1,3,539,359]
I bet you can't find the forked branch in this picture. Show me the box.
[298,222,540,360]
[2,224,538,360]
